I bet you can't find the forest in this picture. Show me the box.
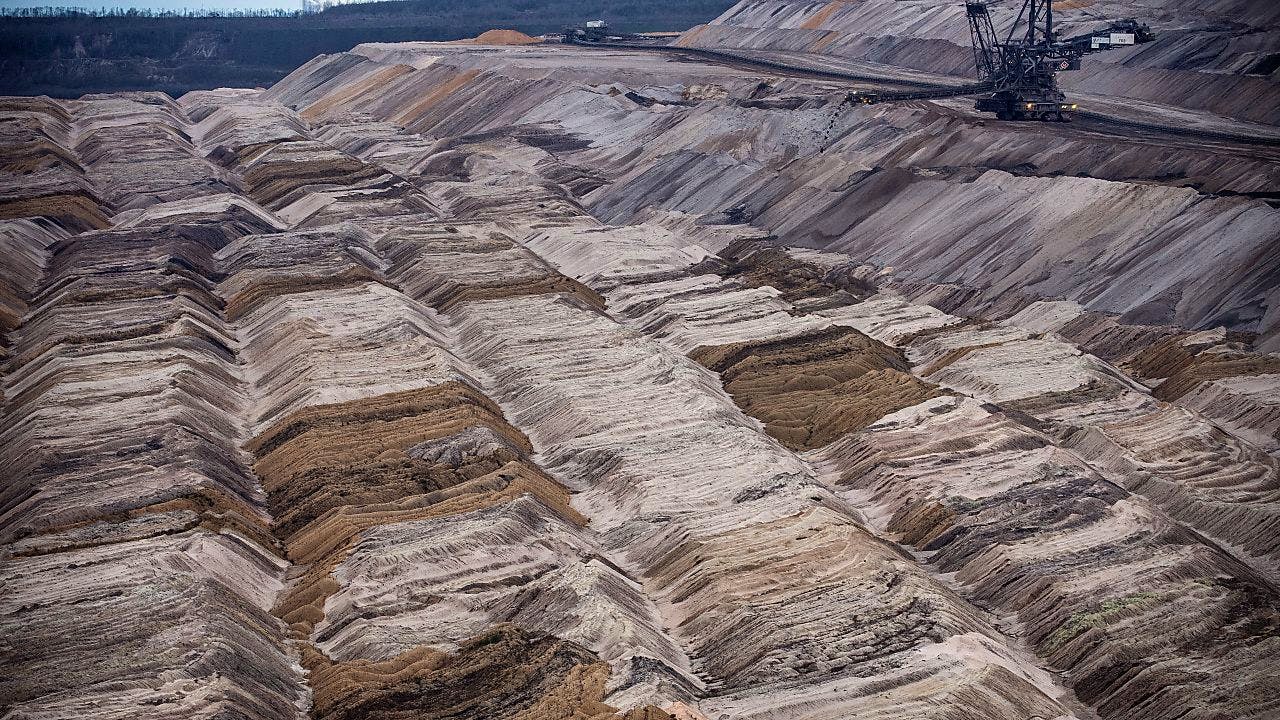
[0,0,735,96]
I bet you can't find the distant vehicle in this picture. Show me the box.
[562,20,653,45]
[563,20,611,44]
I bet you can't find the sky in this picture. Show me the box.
[0,0,337,12]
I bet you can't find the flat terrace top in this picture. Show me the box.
[347,39,1280,151]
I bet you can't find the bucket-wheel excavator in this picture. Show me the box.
[967,0,1153,121]
[561,2,1154,124]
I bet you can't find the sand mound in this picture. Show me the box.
[692,326,945,450]
[470,29,539,45]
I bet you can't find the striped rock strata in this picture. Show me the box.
[2,6,1278,720]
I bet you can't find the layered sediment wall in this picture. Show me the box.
[678,0,1280,124]
[2,6,1278,719]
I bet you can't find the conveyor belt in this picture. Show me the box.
[577,40,977,91]
[1073,109,1280,147]
[565,39,1280,147]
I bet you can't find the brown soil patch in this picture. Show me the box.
[289,462,583,566]
[800,1,845,30]
[384,230,605,312]
[894,316,988,347]
[303,624,670,720]
[1055,311,1182,364]
[272,462,584,639]
[0,97,73,124]
[1127,334,1201,381]
[301,64,416,122]
[809,31,841,54]
[1002,379,1126,415]
[674,24,708,48]
[0,138,83,174]
[468,29,540,45]
[1155,351,1280,401]
[1127,333,1280,400]
[250,382,535,540]
[702,241,873,307]
[241,150,385,209]
[210,140,279,167]
[917,337,1016,377]
[0,192,110,233]
[10,487,277,558]
[692,326,945,450]
[392,69,481,128]
[0,304,19,335]
[223,266,384,321]
[431,274,606,313]
[256,381,586,639]
[888,499,957,547]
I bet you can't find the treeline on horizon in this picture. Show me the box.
[0,0,734,97]
[1,6,303,17]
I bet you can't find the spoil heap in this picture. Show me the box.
[468,29,541,46]
[2,2,1278,719]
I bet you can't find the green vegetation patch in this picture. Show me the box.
[1043,591,1160,653]
[0,0,735,97]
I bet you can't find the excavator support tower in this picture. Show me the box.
[966,0,1153,121]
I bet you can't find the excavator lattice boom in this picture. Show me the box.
[967,0,1153,121]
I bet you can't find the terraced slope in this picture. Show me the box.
[679,0,1280,124]
[2,7,1278,720]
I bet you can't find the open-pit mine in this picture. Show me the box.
[2,1,1279,719]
